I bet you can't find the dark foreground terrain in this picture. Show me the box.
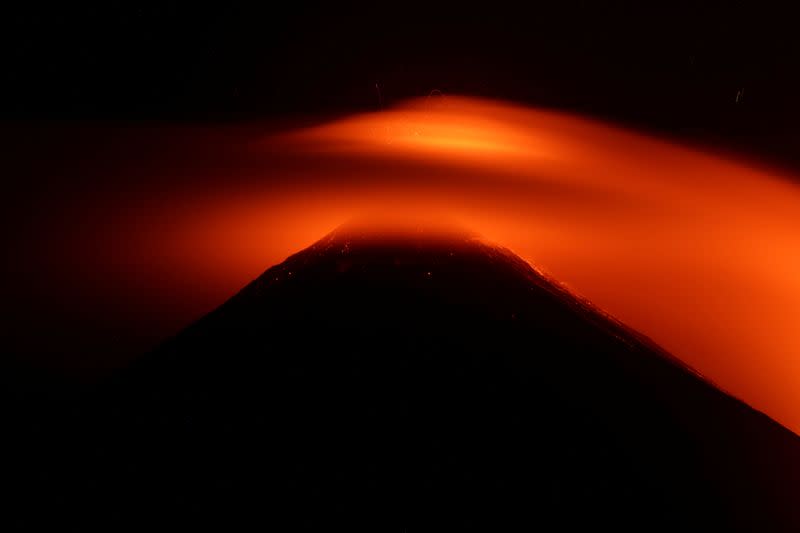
[7,227,800,531]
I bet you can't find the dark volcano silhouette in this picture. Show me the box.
[10,226,800,531]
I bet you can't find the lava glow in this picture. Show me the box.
[9,96,800,434]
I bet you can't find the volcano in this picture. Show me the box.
[10,226,800,531]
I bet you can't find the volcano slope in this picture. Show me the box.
[11,227,800,531]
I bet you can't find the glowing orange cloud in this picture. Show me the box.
[16,96,800,433]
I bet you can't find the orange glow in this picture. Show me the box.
[15,96,800,434]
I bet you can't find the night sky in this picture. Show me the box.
[3,2,799,143]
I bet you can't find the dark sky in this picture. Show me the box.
[3,2,798,128]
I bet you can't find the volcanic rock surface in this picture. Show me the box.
[9,226,800,531]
